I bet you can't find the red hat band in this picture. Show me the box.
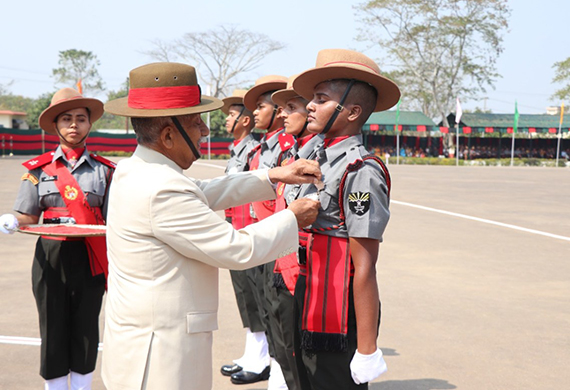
[128,85,202,110]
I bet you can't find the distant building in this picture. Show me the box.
[0,110,29,129]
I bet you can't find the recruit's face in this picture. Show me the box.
[225,105,243,137]
[55,107,92,148]
[253,96,276,130]
[306,81,349,137]
[281,97,308,135]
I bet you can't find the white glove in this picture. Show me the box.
[0,214,19,235]
[350,348,387,385]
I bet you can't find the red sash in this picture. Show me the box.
[42,160,108,279]
[299,233,353,352]
[248,147,276,221]
[273,155,300,294]
[229,203,256,229]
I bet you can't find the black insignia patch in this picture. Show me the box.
[348,191,370,215]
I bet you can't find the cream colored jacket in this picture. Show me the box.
[102,146,298,390]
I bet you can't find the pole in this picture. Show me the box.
[455,124,459,166]
[510,129,515,167]
[556,121,562,167]
[207,85,211,160]
[396,128,400,165]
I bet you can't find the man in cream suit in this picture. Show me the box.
[102,62,321,390]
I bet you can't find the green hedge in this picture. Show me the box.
[386,157,569,167]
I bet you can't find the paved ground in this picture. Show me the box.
[0,155,569,390]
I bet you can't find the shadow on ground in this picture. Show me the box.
[370,378,456,390]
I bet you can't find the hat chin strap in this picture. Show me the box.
[267,104,278,130]
[230,106,246,134]
[171,116,201,160]
[321,79,356,136]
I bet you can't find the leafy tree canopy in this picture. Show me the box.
[355,0,510,126]
[52,49,105,94]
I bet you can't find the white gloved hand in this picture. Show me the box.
[350,348,387,385]
[0,214,19,235]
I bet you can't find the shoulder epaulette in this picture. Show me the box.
[278,133,295,152]
[90,154,117,169]
[22,151,56,170]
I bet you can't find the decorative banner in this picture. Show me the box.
[463,127,472,134]
[369,124,379,131]
[485,127,494,133]
[417,125,427,132]
[440,127,449,133]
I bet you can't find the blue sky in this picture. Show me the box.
[0,0,567,115]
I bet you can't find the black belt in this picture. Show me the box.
[298,246,307,265]
[43,217,76,224]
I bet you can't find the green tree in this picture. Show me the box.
[52,49,104,95]
[26,92,55,129]
[93,79,130,131]
[202,110,228,138]
[146,25,285,98]
[355,0,510,127]
[551,57,570,102]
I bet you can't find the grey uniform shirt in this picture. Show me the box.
[225,134,259,175]
[14,146,112,218]
[256,129,288,169]
[285,134,390,241]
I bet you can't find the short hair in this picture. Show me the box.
[326,79,378,126]
[131,116,171,146]
[259,91,277,105]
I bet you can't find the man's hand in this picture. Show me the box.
[350,348,387,384]
[0,214,19,235]
[287,198,320,228]
[268,159,321,185]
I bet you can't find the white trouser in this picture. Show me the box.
[45,372,93,390]
[267,358,288,390]
[233,328,270,374]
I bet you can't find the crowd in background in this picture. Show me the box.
[372,145,570,160]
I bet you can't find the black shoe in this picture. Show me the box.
[221,363,242,376]
[230,365,270,384]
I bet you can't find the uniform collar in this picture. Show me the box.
[322,134,362,166]
[232,133,255,155]
[53,145,95,169]
[134,145,183,174]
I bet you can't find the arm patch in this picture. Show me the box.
[21,172,39,185]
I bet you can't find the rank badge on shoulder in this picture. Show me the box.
[348,191,370,215]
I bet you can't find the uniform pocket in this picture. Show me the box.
[186,311,218,334]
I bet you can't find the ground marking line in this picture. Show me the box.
[392,200,570,242]
[0,335,102,350]
[198,162,570,242]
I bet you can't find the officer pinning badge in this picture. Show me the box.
[21,173,39,185]
[348,191,370,215]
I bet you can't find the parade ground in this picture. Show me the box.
[0,156,569,390]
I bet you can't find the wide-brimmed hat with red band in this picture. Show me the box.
[292,49,401,112]
[39,88,104,134]
[243,75,288,111]
[105,62,223,117]
[221,89,248,115]
[271,74,305,108]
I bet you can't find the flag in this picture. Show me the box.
[455,97,463,124]
[513,101,519,134]
[394,99,401,131]
[76,79,83,94]
[560,102,565,126]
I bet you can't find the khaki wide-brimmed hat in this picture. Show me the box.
[38,88,104,134]
[105,62,223,117]
[221,89,248,115]
[243,75,288,111]
[271,74,306,108]
[293,49,401,112]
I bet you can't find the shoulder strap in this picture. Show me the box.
[90,153,117,169]
[22,151,56,170]
[338,154,391,223]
